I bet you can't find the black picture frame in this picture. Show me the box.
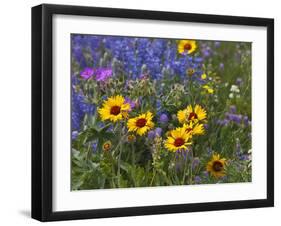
[32,3,274,222]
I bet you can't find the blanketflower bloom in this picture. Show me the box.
[177,40,197,54]
[127,111,154,136]
[164,127,192,152]
[206,154,226,178]
[98,95,130,122]
[183,122,205,136]
[177,104,207,124]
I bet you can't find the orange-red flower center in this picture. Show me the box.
[188,112,198,121]
[110,106,121,115]
[184,43,192,51]
[136,118,147,128]
[212,161,223,172]
[174,138,185,147]
[103,143,111,151]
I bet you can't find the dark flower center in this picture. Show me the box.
[110,106,121,115]
[188,112,198,121]
[184,43,192,51]
[174,138,185,147]
[212,161,223,172]
[136,118,147,128]
[187,68,195,76]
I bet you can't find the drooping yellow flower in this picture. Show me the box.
[206,154,226,178]
[203,85,214,94]
[164,127,192,152]
[177,104,207,124]
[98,95,130,122]
[183,122,205,136]
[178,40,197,54]
[127,111,154,136]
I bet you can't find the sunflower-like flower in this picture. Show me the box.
[178,40,197,54]
[164,127,192,152]
[98,95,130,122]
[177,104,207,124]
[127,111,154,136]
[183,122,205,136]
[206,154,226,178]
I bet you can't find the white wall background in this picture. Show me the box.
[0,0,278,225]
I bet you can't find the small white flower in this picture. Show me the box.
[225,82,229,87]
[230,85,240,93]
[229,93,234,99]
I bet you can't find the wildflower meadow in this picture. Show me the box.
[71,35,252,190]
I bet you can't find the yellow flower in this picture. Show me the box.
[165,127,192,152]
[201,73,207,80]
[206,154,226,178]
[177,104,207,124]
[203,85,214,94]
[98,95,130,122]
[183,122,205,136]
[102,141,112,151]
[178,40,197,54]
[127,111,154,136]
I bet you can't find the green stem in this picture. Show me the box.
[117,141,123,187]
[131,144,135,165]
[150,170,156,186]
[189,150,194,184]
[117,122,123,187]
[181,152,189,185]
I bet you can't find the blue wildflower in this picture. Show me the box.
[159,113,169,124]
[147,130,156,140]
[194,176,202,184]
[155,127,162,136]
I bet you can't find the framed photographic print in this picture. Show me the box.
[31,4,274,221]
